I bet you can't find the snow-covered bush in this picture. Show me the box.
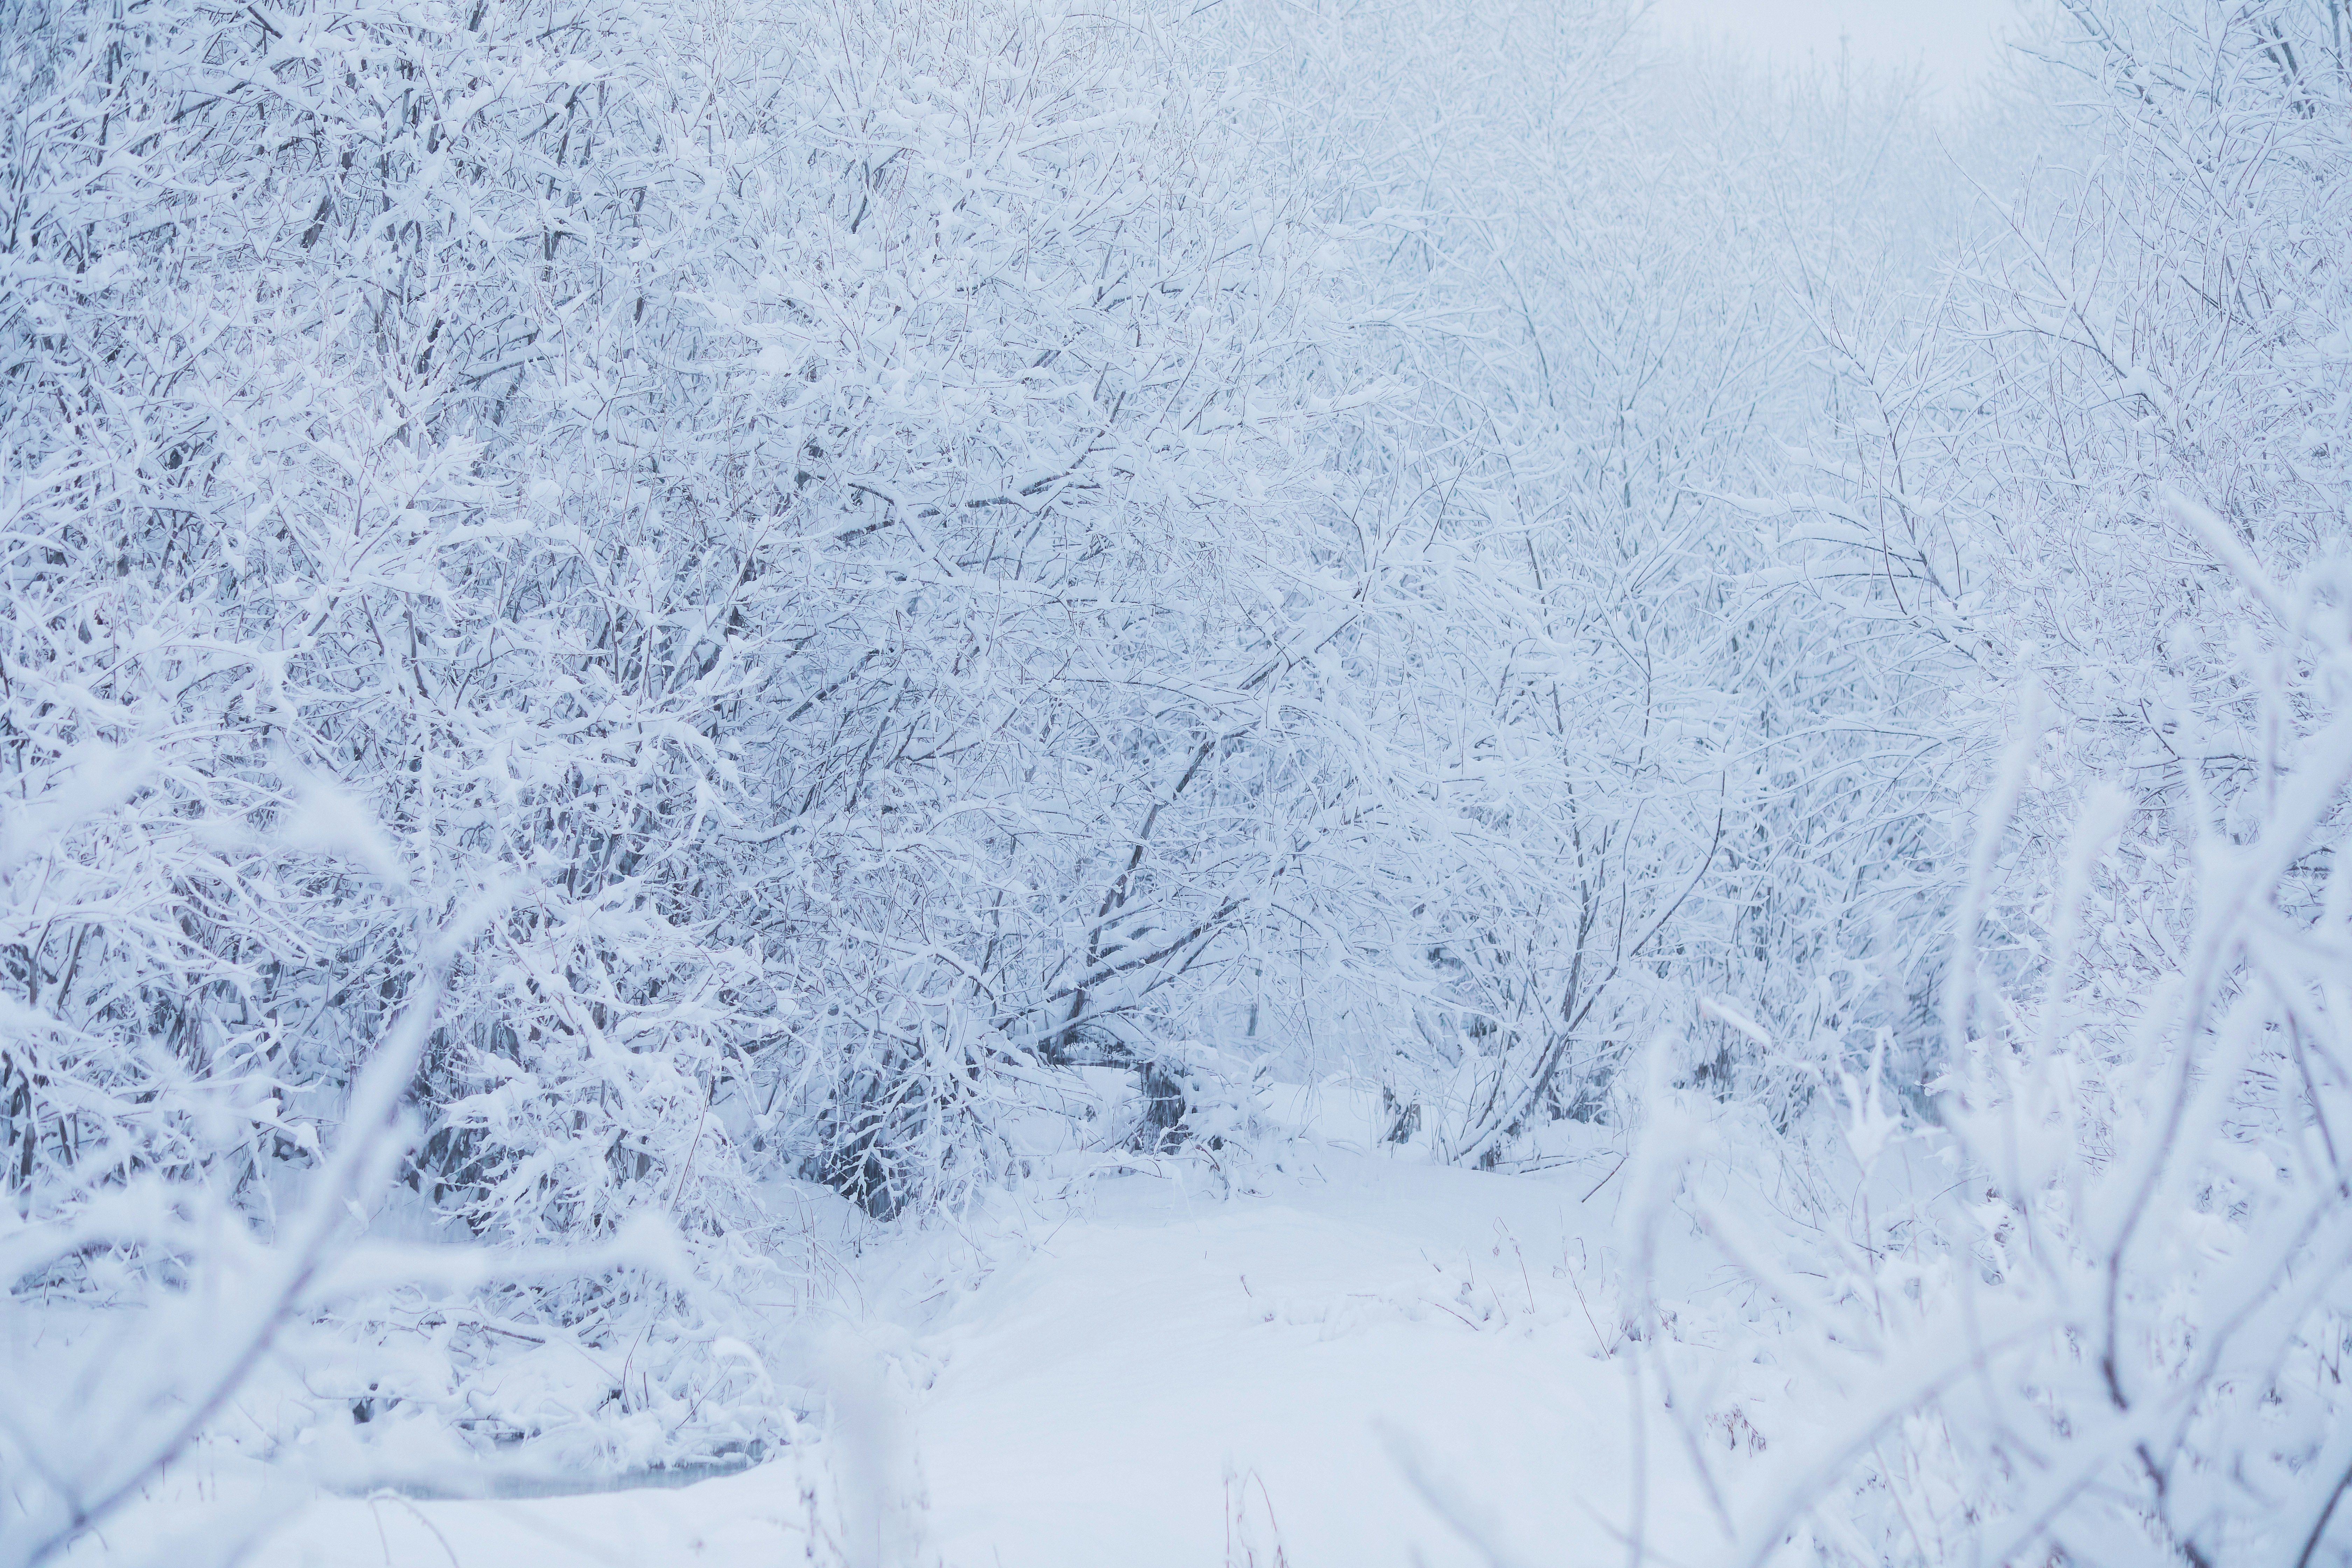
[1658,499,2352,1568]
[1673,4,2352,1562]
[0,0,1393,1509]
[1211,2,1982,1158]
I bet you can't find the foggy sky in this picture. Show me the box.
[1647,0,2018,88]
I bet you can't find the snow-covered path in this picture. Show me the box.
[250,1155,1725,1567]
[917,1158,1659,1567]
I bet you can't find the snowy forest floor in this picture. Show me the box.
[70,1116,1794,1568]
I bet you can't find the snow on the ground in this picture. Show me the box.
[226,1139,1749,1568]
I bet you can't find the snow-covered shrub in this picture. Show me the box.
[0,0,1391,1511]
[1661,501,2352,1568]
[1676,4,2352,1562]
[1217,3,1980,1158]
[690,0,1383,1216]
[1775,0,2352,1104]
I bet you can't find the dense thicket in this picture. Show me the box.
[0,0,1398,1516]
[8,0,2352,1563]
[1,0,1871,1283]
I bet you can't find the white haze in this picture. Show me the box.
[1649,0,2019,85]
